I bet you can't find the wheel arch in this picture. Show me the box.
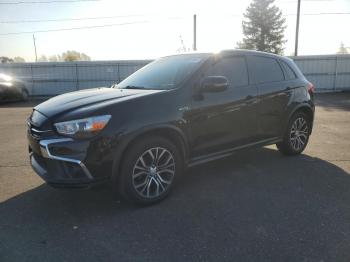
[111,125,189,181]
[286,104,314,134]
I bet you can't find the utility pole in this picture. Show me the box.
[33,34,38,62]
[294,0,301,56]
[193,14,197,51]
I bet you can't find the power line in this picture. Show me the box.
[0,18,188,36]
[0,20,150,35]
[0,14,145,23]
[2,11,348,24]
[0,12,347,35]
[285,12,350,16]
[0,0,101,4]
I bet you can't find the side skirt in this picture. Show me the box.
[187,137,282,167]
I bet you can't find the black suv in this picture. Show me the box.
[27,50,315,205]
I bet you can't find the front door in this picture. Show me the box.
[188,55,258,157]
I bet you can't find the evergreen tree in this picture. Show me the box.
[237,0,286,54]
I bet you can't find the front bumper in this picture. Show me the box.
[29,137,96,187]
[27,110,114,187]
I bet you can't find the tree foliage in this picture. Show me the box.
[36,51,91,62]
[237,0,286,54]
[61,50,91,62]
[13,57,26,63]
[337,42,349,54]
[0,56,14,63]
[0,56,25,63]
[38,55,48,62]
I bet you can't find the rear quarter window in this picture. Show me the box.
[249,56,284,84]
[280,60,297,80]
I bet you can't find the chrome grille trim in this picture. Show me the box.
[31,127,53,133]
[39,138,93,180]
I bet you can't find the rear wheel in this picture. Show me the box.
[277,112,311,155]
[118,136,183,205]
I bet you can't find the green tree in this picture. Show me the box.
[38,55,48,62]
[48,55,59,62]
[13,56,26,63]
[237,0,286,54]
[0,56,14,63]
[62,50,91,62]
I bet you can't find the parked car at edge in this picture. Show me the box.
[0,73,29,102]
[27,50,315,205]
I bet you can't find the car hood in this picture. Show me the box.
[35,87,165,118]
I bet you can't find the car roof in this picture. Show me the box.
[220,49,287,59]
[165,49,290,61]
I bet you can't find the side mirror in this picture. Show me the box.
[200,76,229,93]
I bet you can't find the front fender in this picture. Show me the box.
[110,123,189,181]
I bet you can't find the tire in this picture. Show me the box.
[277,112,311,155]
[117,136,183,205]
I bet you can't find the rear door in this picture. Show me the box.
[247,55,292,139]
[188,55,259,156]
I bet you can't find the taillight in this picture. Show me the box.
[307,82,315,94]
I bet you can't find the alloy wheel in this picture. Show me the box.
[132,147,175,199]
[290,117,309,151]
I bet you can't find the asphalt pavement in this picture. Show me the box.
[0,93,350,262]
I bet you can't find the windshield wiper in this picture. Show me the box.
[123,85,145,89]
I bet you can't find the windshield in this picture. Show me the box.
[115,54,209,90]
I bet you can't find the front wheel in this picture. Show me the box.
[277,112,311,155]
[117,136,183,205]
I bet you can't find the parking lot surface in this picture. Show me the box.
[0,93,350,262]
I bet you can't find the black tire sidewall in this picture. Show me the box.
[119,136,183,205]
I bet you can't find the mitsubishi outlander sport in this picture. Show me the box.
[27,50,315,205]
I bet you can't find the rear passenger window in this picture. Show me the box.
[250,56,284,84]
[210,56,248,87]
[280,60,297,80]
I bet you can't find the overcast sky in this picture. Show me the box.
[0,0,349,61]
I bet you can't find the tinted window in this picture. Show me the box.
[209,56,248,87]
[250,56,284,84]
[280,60,297,80]
[116,54,209,90]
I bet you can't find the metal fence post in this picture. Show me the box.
[333,56,338,92]
[30,64,34,96]
[117,63,120,83]
[75,63,79,91]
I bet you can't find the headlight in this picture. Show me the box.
[54,115,111,138]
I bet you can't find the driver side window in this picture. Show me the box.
[206,56,249,88]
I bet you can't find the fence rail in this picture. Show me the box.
[0,55,349,96]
